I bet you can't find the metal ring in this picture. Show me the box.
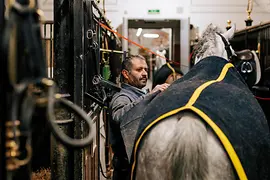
[92,42,98,49]
[15,144,32,167]
[92,75,101,85]
[241,62,253,73]
[86,29,96,39]
[46,83,95,148]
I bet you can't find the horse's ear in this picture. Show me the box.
[223,24,236,40]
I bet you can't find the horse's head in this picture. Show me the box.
[193,23,261,88]
[194,23,236,64]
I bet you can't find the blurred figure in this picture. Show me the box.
[152,62,183,88]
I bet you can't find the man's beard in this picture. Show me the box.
[129,74,147,89]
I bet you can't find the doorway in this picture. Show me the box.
[122,18,190,90]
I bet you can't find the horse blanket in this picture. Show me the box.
[120,56,270,180]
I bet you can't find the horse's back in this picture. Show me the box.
[128,58,270,180]
[136,111,236,180]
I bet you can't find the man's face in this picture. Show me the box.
[123,58,148,89]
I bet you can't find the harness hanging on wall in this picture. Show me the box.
[1,1,96,178]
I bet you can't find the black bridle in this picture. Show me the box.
[216,32,234,61]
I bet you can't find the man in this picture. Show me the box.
[109,55,169,180]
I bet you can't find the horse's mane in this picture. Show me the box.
[193,24,224,59]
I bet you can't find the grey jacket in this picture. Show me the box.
[110,83,147,124]
[109,83,147,156]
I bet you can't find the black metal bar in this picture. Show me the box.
[88,0,100,74]
[245,30,248,48]
[92,1,120,42]
[84,0,99,91]
[72,0,84,179]
[104,109,111,178]
[0,0,5,30]
[263,28,269,86]
[51,122,73,180]
[52,0,74,178]
[97,19,102,180]
[0,1,7,179]
[235,22,270,36]
[44,23,47,40]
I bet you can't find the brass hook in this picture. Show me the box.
[15,144,32,167]
[37,9,46,23]
[102,52,110,64]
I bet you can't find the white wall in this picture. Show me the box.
[38,0,53,21]
[104,0,270,33]
[105,0,190,29]
[189,0,270,34]
[40,0,270,72]
[40,0,270,32]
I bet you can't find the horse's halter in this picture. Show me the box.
[216,32,235,61]
[166,63,176,81]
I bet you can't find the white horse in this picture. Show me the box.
[129,24,270,180]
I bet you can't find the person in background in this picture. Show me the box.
[152,62,183,89]
[109,55,169,180]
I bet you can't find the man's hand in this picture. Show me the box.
[150,83,170,94]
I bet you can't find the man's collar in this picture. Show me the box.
[121,83,147,95]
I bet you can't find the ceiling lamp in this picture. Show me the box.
[136,28,142,36]
[143,33,159,38]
